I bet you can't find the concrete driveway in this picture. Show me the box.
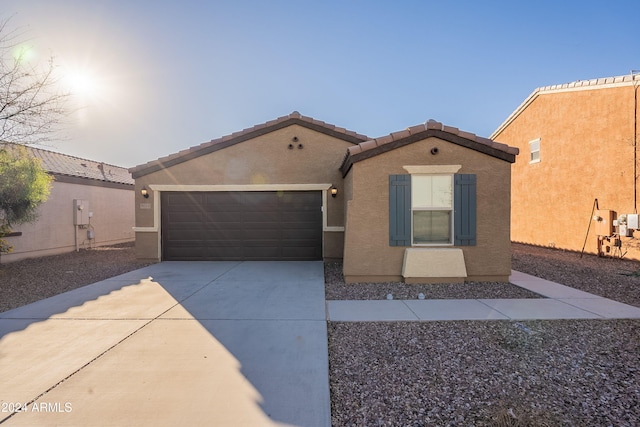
[0,261,330,427]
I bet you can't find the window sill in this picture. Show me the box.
[412,243,454,247]
[402,248,468,281]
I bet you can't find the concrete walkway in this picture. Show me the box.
[0,261,330,427]
[326,270,640,321]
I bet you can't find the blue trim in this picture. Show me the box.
[389,175,411,246]
[454,174,477,246]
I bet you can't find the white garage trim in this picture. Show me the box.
[132,184,345,235]
[150,184,332,192]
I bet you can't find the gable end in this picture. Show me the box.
[130,115,368,178]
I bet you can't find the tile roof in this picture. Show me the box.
[340,119,519,176]
[130,111,369,178]
[0,143,133,185]
[491,73,640,139]
[535,73,639,92]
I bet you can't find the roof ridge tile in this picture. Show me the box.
[426,119,443,130]
[390,129,411,141]
[375,135,394,146]
[407,124,426,134]
[348,145,362,155]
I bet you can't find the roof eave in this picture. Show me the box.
[341,129,518,178]
[491,73,640,139]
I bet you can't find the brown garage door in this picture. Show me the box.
[161,191,322,261]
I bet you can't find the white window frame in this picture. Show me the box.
[410,174,454,246]
[529,138,541,164]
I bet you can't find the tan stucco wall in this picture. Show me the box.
[324,231,344,260]
[134,124,353,260]
[493,85,640,258]
[1,181,135,263]
[343,136,512,283]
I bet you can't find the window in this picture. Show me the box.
[389,173,476,247]
[411,175,453,244]
[529,138,540,163]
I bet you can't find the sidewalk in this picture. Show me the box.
[326,270,640,321]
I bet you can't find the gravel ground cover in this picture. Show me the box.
[2,242,639,425]
[328,246,640,426]
[512,243,640,307]
[329,319,640,426]
[0,242,153,313]
[325,262,542,300]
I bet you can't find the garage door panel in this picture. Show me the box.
[166,211,205,222]
[206,247,244,260]
[165,246,208,260]
[241,229,280,240]
[280,229,321,240]
[242,212,280,222]
[167,230,209,241]
[202,229,244,240]
[281,246,320,259]
[280,220,322,229]
[242,248,280,259]
[165,193,203,207]
[204,192,242,204]
[280,213,320,222]
[162,191,322,261]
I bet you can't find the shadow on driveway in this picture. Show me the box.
[0,261,330,427]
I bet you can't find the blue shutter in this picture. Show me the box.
[454,174,477,246]
[389,175,411,246]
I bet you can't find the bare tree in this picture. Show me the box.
[0,18,68,145]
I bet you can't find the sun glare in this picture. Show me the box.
[56,61,116,125]
[65,69,99,97]
[60,65,103,100]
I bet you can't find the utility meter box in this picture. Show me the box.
[620,224,631,237]
[73,199,90,225]
[594,209,614,237]
[628,214,639,230]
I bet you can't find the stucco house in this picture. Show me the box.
[491,73,640,259]
[130,112,518,283]
[0,144,135,263]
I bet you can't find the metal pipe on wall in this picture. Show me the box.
[634,73,639,213]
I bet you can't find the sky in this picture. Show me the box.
[1,0,638,168]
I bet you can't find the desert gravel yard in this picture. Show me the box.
[1,242,639,426]
[326,244,640,426]
[0,243,153,313]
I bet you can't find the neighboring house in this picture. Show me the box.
[0,144,135,263]
[491,73,640,259]
[130,112,518,283]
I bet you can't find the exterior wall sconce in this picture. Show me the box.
[141,186,150,199]
[330,185,338,198]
